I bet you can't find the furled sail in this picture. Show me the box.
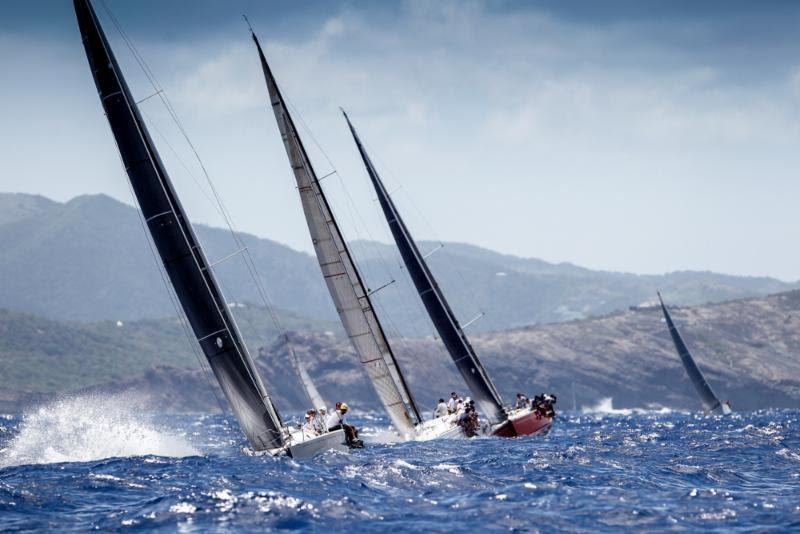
[74,0,284,451]
[250,31,421,435]
[657,292,726,413]
[342,111,507,424]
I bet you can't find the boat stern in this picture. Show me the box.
[491,408,552,438]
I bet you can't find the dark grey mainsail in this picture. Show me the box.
[657,292,726,413]
[249,31,422,435]
[74,0,284,451]
[342,111,507,425]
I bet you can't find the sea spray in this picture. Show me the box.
[581,397,674,415]
[0,393,198,467]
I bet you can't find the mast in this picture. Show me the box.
[657,292,724,413]
[342,111,507,424]
[249,31,422,434]
[74,0,284,450]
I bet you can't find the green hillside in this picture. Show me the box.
[0,306,338,394]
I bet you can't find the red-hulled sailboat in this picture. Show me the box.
[342,110,555,438]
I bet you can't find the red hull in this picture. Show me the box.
[491,409,552,437]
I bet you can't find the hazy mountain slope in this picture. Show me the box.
[0,193,334,323]
[351,239,797,331]
[0,193,796,333]
[2,292,798,414]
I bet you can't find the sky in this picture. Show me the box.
[2,0,800,280]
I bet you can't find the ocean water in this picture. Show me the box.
[1,395,798,531]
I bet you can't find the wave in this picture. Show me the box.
[581,397,674,415]
[0,393,198,467]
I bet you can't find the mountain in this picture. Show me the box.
[0,192,334,323]
[0,192,796,335]
[2,291,799,414]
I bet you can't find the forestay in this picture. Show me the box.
[74,0,285,451]
[342,111,507,425]
[250,32,420,436]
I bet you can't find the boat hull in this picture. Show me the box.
[415,415,465,441]
[491,409,552,438]
[286,429,349,458]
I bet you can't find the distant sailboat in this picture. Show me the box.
[249,31,463,441]
[342,110,554,437]
[657,292,732,415]
[73,0,347,457]
[287,340,326,410]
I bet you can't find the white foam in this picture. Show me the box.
[581,397,674,415]
[0,393,198,467]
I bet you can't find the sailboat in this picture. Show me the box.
[72,0,348,458]
[657,292,732,415]
[249,31,464,441]
[342,110,555,438]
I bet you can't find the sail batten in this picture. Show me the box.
[657,293,724,413]
[74,0,284,451]
[342,111,507,424]
[250,32,422,434]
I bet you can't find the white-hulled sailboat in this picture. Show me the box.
[248,30,465,442]
[73,0,348,458]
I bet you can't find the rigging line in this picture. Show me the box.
[95,4,273,414]
[351,135,439,341]
[100,0,243,243]
[359,132,491,333]
[115,14,293,358]
[140,107,297,360]
[278,98,408,319]
[280,94,423,343]
[99,2,297,416]
[121,168,227,416]
[139,108,226,220]
[141,103,285,345]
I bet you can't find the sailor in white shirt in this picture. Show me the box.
[313,407,328,435]
[301,409,318,436]
[326,402,361,445]
[447,392,461,414]
[433,398,448,419]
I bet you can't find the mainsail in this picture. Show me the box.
[249,31,421,436]
[288,341,326,410]
[657,292,725,413]
[342,111,507,424]
[74,0,284,451]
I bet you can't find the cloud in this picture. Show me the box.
[5,1,800,279]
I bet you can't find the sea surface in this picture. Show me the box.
[0,395,798,532]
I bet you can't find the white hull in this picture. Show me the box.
[286,428,349,458]
[414,414,465,441]
[257,428,349,458]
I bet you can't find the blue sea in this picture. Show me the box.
[1,395,798,532]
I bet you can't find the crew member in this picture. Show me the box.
[515,393,530,409]
[433,398,448,419]
[327,401,360,445]
[457,401,480,437]
[302,409,318,435]
[447,392,460,414]
[313,407,328,434]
